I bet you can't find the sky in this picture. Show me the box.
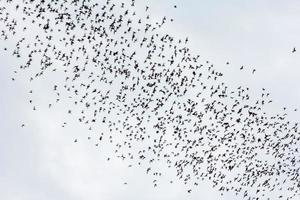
[1,0,300,200]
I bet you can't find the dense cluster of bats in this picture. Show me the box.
[0,0,299,199]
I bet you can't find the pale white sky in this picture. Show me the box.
[1,0,300,200]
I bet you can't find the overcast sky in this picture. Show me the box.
[1,0,300,200]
